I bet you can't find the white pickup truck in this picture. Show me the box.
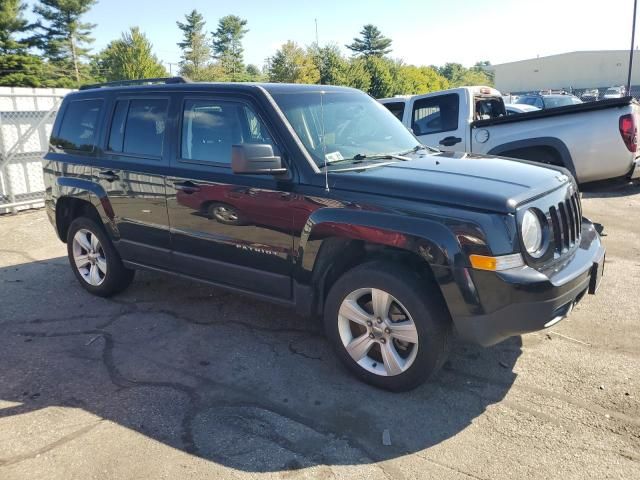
[380,86,640,184]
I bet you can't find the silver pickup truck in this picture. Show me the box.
[380,86,640,184]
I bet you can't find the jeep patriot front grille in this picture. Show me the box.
[548,191,582,255]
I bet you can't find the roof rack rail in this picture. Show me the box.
[79,76,190,90]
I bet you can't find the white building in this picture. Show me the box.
[492,50,639,93]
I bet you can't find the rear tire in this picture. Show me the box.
[324,261,451,391]
[66,217,134,297]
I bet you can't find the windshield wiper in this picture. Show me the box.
[321,152,411,169]
[351,152,411,161]
[400,144,440,155]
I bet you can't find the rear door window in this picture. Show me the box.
[384,102,405,121]
[108,98,169,157]
[411,94,459,135]
[54,99,103,152]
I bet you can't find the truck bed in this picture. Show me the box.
[472,97,636,128]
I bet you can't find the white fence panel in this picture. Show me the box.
[0,87,72,214]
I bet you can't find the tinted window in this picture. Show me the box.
[120,99,168,157]
[384,102,405,120]
[107,101,128,152]
[181,99,274,164]
[54,99,103,152]
[412,94,459,135]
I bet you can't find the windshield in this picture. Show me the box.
[516,96,537,106]
[269,89,419,167]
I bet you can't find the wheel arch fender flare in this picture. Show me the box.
[488,137,576,178]
[297,208,463,283]
[54,177,118,238]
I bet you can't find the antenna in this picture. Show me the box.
[315,18,319,45]
[627,0,638,95]
[320,91,329,192]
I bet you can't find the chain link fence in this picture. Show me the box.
[0,87,72,214]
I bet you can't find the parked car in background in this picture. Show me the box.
[379,86,640,184]
[581,89,600,102]
[502,94,519,104]
[505,103,540,115]
[603,86,626,99]
[43,78,606,391]
[516,93,583,110]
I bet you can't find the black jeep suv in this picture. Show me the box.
[43,78,605,391]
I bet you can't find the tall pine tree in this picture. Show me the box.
[0,0,30,54]
[176,9,210,80]
[96,27,167,81]
[211,15,248,81]
[0,0,53,87]
[346,24,392,57]
[31,0,97,85]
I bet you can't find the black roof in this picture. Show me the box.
[70,81,357,98]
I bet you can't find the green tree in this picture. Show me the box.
[437,62,465,85]
[0,0,31,54]
[0,0,56,87]
[266,41,319,84]
[0,53,62,87]
[456,68,493,86]
[309,43,349,85]
[176,9,210,80]
[346,24,392,57]
[245,63,263,81]
[211,15,248,81]
[437,61,493,87]
[96,27,167,82]
[343,58,371,91]
[364,56,394,98]
[472,60,494,84]
[392,64,449,95]
[31,0,97,85]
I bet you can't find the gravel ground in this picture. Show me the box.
[0,182,638,480]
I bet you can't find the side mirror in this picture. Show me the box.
[231,144,286,175]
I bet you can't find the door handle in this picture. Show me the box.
[173,181,201,194]
[98,170,119,182]
[439,136,462,147]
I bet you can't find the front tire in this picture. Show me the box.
[324,261,451,391]
[67,217,134,297]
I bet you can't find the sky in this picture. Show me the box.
[24,0,639,71]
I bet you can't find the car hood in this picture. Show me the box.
[326,151,572,213]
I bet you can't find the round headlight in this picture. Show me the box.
[521,209,543,257]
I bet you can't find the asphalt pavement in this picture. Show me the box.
[0,182,638,479]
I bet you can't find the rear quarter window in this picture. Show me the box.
[384,102,406,121]
[53,99,104,152]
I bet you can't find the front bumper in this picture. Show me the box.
[453,220,605,346]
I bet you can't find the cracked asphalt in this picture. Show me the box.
[0,182,639,479]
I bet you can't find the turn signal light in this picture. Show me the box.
[469,253,524,271]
